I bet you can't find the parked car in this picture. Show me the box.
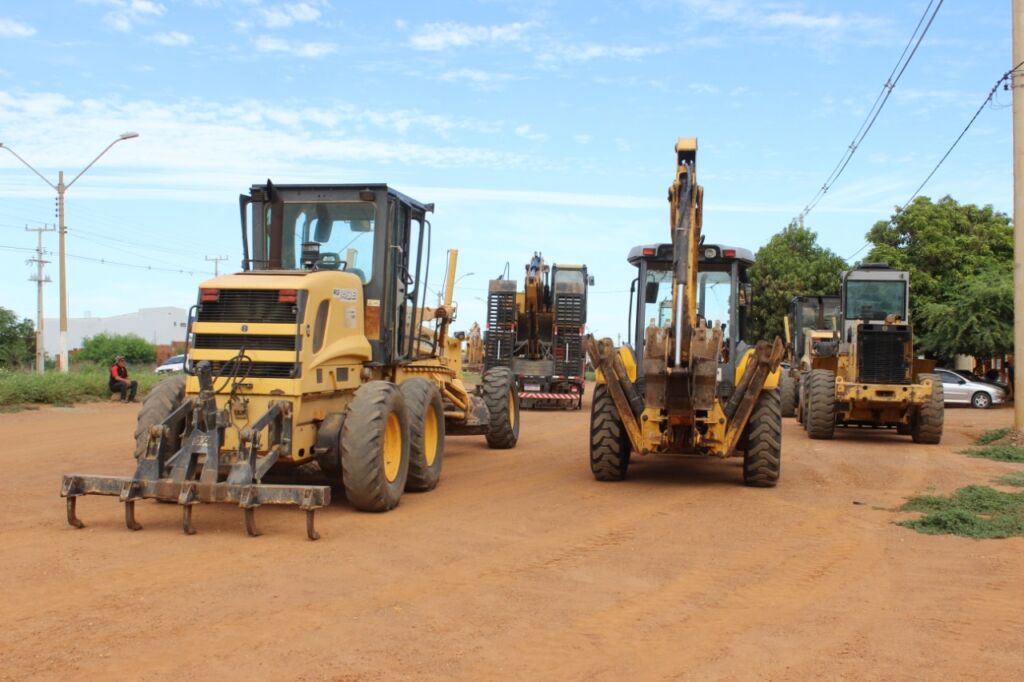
[155,354,186,375]
[949,368,1008,392]
[935,368,1006,409]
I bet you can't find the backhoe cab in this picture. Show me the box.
[586,139,784,486]
[61,182,520,539]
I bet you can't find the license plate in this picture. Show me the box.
[524,383,541,392]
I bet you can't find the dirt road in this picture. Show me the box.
[1,394,1022,680]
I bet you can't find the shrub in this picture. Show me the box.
[77,333,155,365]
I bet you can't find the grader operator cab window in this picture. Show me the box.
[845,280,907,321]
[277,201,375,281]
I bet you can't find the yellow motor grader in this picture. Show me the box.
[586,139,785,486]
[61,182,520,539]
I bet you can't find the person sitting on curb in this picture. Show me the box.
[109,355,138,403]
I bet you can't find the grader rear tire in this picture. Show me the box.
[806,369,836,440]
[590,384,631,481]
[742,388,782,487]
[779,371,797,418]
[340,381,409,512]
[133,375,186,460]
[911,374,944,444]
[482,368,520,449]
[400,379,444,492]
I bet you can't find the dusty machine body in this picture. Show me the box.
[798,263,942,442]
[485,253,591,409]
[779,295,840,418]
[61,183,520,539]
[586,139,785,486]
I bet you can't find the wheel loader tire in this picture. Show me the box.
[911,374,944,444]
[482,367,520,449]
[590,384,631,481]
[742,388,782,487]
[798,372,812,430]
[779,370,797,418]
[133,375,187,460]
[400,378,444,492]
[806,369,836,440]
[340,381,409,512]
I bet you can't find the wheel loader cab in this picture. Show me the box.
[627,242,754,396]
[840,264,913,385]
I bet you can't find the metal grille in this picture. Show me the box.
[194,334,296,351]
[208,359,298,379]
[554,294,585,326]
[485,284,517,371]
[858,329,909,384]
[484,331,515,369]
[553,332,584,377]
[487,291,517,327]
[197,290,297,323]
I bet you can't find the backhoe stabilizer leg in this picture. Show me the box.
[584,335,647,453]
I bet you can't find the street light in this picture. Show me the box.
[0,132,139,371]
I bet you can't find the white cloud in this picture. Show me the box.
[545,44,664,62]
[151,31,192,46]
[0,17,36,38]
[763,11,842,30]
[514,124,545,141]
[688,82,720,95]
[573,134,591,145]
[259,2,321,29]
[98,0,165,33]
[410,21,533,51]
[438,68,520,88]
[253,35,336,58]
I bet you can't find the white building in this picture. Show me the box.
[42,306,189,356]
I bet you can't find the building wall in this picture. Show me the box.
[42,307,189,356]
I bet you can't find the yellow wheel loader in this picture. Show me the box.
[797,263,942,442]
[61,182,520,539]
[586,139,785,486]
[780,295,840,419]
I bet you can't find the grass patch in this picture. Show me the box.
[461,371,481,386]
[961,444,1024,463]
[994,471,1024,487]
[977,427,1011,445]
[0,365,162,408]
[898,485,1024,539]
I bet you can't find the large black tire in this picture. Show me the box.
[400,379,444,492]
[779,370,797,418]
[806,369,836,440]
[590,384,631,481]
[482,367,520,449]
[133,375,186,460]
[798,372,812,430]
[340,381,409,512]
[911,374,944,444]
[742,388,782,487]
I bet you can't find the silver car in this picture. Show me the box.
[935,368,1006,409]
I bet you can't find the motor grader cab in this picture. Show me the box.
[799,263,942,443]
[779,295,840,418]
[484,253,592,409]
[585,138,785,486]
[61,182,520,540]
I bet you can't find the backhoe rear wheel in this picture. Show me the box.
[133,375,187,460]
[779,370,797,418]
[911,374,944,444]
[400,379,444,492]
[806,369,836,440]
[742,388,782,487]
[340,381,409,512]
[482,367,520,449]
[590,384,631,481]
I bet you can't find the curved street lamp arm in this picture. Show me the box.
[66,138,123,190]
[0,144,57,191]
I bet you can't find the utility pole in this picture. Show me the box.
[1014,0,1024,430]
[25,224,55,374]
[205,255,228,276]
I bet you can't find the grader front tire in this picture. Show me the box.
[779,370,797,418]
[482,368,520,449]
[340,381,409,512]
[133,375,187,460]
[400,379,445,492]
[742,388,782,487]
[911,374,944,444]
[806,369,836,440]
[589,385,631,481]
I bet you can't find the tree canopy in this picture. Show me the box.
[77,333,156,365]
[916,266,1013,360]
[0,307,36,370]
[748,223,847,342]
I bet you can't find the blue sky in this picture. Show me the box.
[0,0,1013,342]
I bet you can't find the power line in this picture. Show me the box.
[798,0,944,221]
[0,242,213,276]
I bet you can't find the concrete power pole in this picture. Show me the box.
[205,255,228,276]
[1014,0,1024,430]
[25,224,55,374]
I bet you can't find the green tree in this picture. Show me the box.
[916,266,1013,362]
[0,307,35,369]
[77,332,156,365]
[749,223,847,341]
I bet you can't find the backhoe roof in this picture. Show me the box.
[248,182,434,214]
[627,243,754,267]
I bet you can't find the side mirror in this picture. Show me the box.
[645,281,660,304]
[587,275,595,286]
